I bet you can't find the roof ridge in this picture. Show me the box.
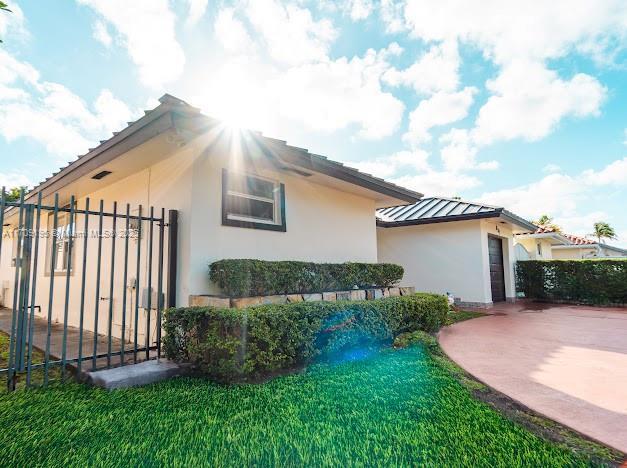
[21,93,423,204]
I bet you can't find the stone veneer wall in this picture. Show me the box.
[189,286,416,310]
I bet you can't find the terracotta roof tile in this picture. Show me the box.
[562,233,597,245]
[529,226,598,245]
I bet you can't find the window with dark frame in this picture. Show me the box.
[222,169,286,232]
[46,211,74,274]
[11,228,20,268]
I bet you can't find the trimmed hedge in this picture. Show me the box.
[163,293,448,382]
[209,259,404,298]
[516,260,627,305]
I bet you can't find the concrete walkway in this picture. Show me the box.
[0,308,153,373]
[440,302,627,453]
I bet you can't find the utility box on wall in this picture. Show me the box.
[141,287,164,310]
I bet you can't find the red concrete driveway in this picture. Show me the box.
[439,302,627,454]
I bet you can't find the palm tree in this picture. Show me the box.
[591,222,617,245]
[532,214,562,233]
[0,2,11,44]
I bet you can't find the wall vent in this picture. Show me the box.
[91,170,112,180]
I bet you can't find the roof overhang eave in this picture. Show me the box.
[514,232,571,245]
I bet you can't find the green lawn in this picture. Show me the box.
[0,345,606,466]
[0,333,61,390]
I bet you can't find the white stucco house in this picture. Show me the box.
[376,197,537,307]
[514,227,570,261]
[515,227,627,260]
[0,94,421,342]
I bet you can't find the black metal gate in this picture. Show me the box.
[0,188,178,390]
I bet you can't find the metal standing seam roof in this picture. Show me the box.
[376,197,537,231]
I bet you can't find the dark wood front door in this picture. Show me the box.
[488,235,506,302]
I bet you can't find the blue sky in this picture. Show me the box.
[1,1,626,246]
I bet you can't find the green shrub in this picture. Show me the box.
[163,293,448,382]
[516,260,627,305]
[209,259,404,297]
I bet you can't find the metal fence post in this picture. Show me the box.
[166,210,178,309]
[16,203,34,372]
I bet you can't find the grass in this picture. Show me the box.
[0,332,62,390]
[0,344,614,466]
[446,309,487,325]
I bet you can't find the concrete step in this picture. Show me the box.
[86,359,183,390]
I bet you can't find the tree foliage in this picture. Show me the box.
[210,259,404,297]
[532,214,562,233]
[591,221,617,244]
[517,260,627,305]
[0,2,11,44]
[163,293,449,382]
[3,187,26,202]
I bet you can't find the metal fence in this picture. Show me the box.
[0,188,178,391]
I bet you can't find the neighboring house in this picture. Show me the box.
[0,94,421,341]
[376,197,537,307]
[514,226,570,260]
[516,227,627,259]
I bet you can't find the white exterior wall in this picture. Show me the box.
[377,218,517,306]
[187,143,377,296]
[0,229,13,308]
[552,246,599,259]
[553,245,627,259]
[0,134,378,340]
[0,147,195,343]
[515,237,554,260]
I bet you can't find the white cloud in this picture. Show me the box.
[392,170,481,197]
[348,149,429,179]
[438,128,498,172]
[93,89,134,134]
[440,128,477,172]
[204,4,404,140]
[244,0,337,66]
[480,173,582,219]
[398,0,622,175]
[0,1,27,40]
[430,61,606,171]
[0,172,33,189]
[276,46,404,139]
[403,0,627,65]
[184,0,209,26]
[554,211,610,239]
[383,41,459,95]
[0,101,92,157]
[92,20,112,47]
[472,60,606,145]
[379,0,406,33]
[347,0,374,21]
[78,0,185,89]
[347,148,480,197]
[0,50,133,158]
[0,49,39,85]
[479,157,627,243]
[214,8,255,53]
[403,87,476,144]
[543,163,562,173]
[582,157,627,186]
